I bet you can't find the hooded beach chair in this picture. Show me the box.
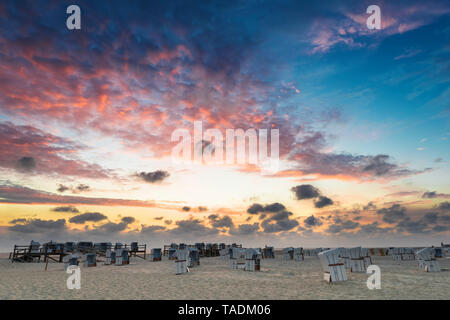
[416,248,440,272]
[318,249,347,282]
[390,248,401,261]
[63,254,80,270]
[283,247,294,260]
[84,253,96,267]
[219,248,229,260]
[229,248,246,269]
[349,247,365,272]
[168,248,177,260]
[244,249,261,272]
[263,246,275,259]
[175,249,189,274]
[115,248,129,265]
[105,249,116,265]
[361,248,372,269]
[151,248,162,261]
[338,248,351,268]
[188,248,200,267]
[294,247,304,261]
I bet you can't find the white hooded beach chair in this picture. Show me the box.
[390,248,401,261]
[244,249,261,272]
[219,248,229,260]
[318,249,347,282]
[105,249,116,265]
[229,248,246,270]
[361,248,372,269]
[349,247,365,273]
[401,248,415,260]
[175,249,189,274]
[115,249,129,266]
[416,248,440,272]
[338,248,351,268]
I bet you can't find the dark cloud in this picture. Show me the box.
[247,203,264,214]
[94,221,128,233]
[422,191,437,198]
[363,201,376,210]
[229,223,259,235]
[9,218,27,224]
[17,156,36,171]
[263,202,286,212]
[75,184,91,193]
[182,206,191,212]
[141,225,166,233]
[377,204,407,223]
[121,216,136,224]
[437,201,450,211]
[154,216,164,220]
[325,218,360,234]
[57,183,90,194]
[359,222,393,234]
[164,219,172,225]
[197,206,208,212]
[69,212,107,224]
[9,218,67,233]
[57,184,69,193]
[260,210,298,233]
[303,215,322,227]
[208,214,234,228]
[291,184,320,200]
[169,218,218,236]
[395,218,431,234]
[51,206,79,213]
[136,170,170,183]
[423,212,439,224]
[362,154,397,176]
[314,196,333,208]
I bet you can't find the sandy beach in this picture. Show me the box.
[0,253,449,300]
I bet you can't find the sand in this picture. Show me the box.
[0,253,449,299]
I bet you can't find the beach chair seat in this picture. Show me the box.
[349,247,365,273]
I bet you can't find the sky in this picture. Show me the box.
[0,0,449,251]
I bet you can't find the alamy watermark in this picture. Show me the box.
[171,121,280,173]
[66,265,81,290]
[366,265,381,289]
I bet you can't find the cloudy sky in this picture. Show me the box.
[0,0,449,250]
